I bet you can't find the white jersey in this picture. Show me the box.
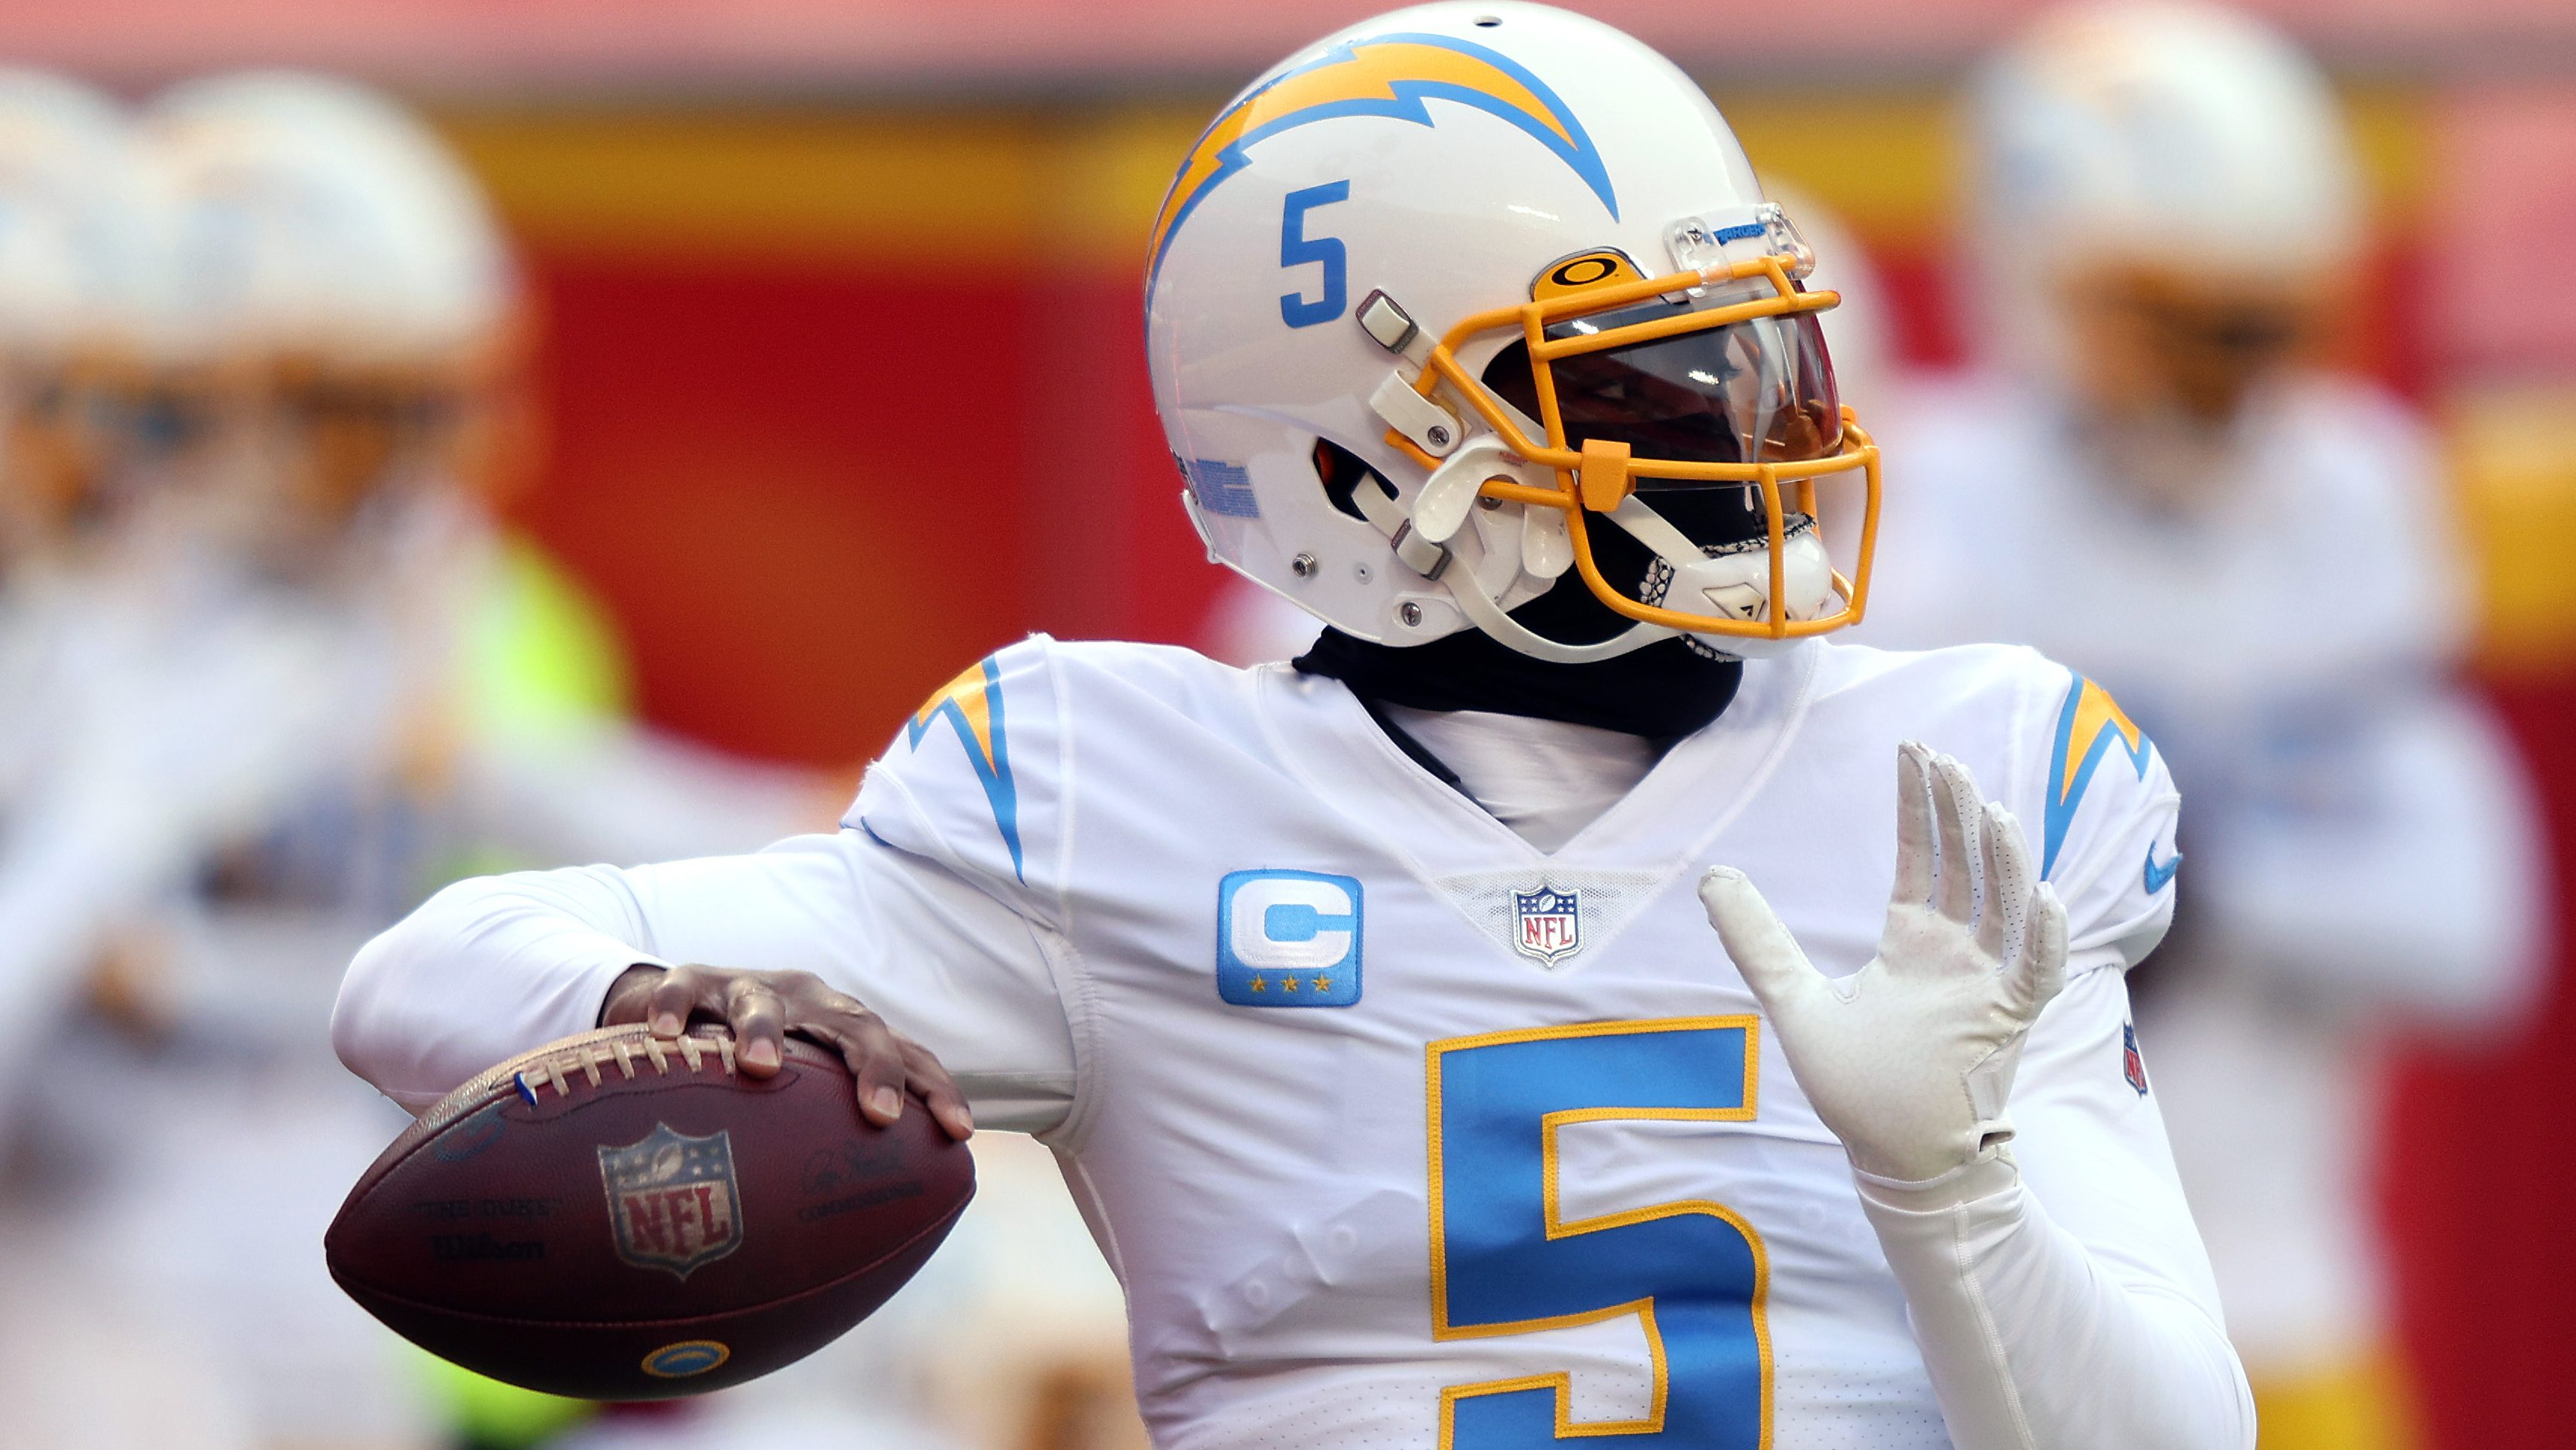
[1861,369,2546,1369]
[338,633,2221,1449]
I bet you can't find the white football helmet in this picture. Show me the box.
[1147,2,1879,663]
[140,73,525,538]
[0,72,145,357]
[0,71,162,557]
[1966,2,2362,421]
[145,72,514,367]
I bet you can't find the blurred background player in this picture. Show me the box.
[0,67,261,1450]
[0,70,156,595]
[1862,5,2550,1446]
[0,71,847,1450]
[1,69,1136,1450]
[141,72,837,883]
[0,69,172,909]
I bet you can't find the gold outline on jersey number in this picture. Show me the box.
[1425,1015,1774,1446]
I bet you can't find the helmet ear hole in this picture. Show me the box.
[1311,437,1388,522]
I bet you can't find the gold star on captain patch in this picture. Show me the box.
[1279,976,1300,992]
[1248,976,1267,993]
[1311,976,1332,994]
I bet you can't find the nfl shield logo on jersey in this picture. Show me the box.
[1513,887,1582,965]
[598,1123,744,1278]
[2123,1020,2150,1096]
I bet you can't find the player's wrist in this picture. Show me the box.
[1837,1097,2020,1185]
[1852,1150,2021,1214]
[596,961,669,1027]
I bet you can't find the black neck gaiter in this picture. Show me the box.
[1293,571,1743,740]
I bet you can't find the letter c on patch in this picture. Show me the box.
[1215,869,1364,1007]
[1227,871,1358,969]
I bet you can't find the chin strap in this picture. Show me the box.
[1450,495,1831,663]
[1347,473,1453,580]
[1447,568,1673,663]
[1352,470,1693,664]
[1349,395,1816,662]
[1441,495,1720,664]
[1606,495,1718,571]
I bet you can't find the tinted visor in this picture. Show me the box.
[1484,286,1843,484]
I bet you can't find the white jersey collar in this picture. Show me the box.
[1252,640,1821,882]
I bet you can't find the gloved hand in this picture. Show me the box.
[1700,742,2068,1185]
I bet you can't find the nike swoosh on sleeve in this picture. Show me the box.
[2143,845,2182,894]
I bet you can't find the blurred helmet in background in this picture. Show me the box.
[0,70,160,569]
[1966,1,2364,500]
[141,72,528,560]
[1148,1,1881,665]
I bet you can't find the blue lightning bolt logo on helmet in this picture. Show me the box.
[1146,32,1618,291]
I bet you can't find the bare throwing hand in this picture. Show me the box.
[600,964,974,1141]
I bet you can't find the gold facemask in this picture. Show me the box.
[1380,244,1881,644]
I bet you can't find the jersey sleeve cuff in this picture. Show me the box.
[1853,1150,2022,1214]
[587,951,678,1028]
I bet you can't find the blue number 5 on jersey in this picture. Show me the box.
[1428,1017,1770,1448]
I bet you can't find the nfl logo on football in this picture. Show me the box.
[598,1123,745,1279]
[1513,887,1582,966]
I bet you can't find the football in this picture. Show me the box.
[325,1023,975,1400]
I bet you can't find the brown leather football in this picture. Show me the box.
[326,1023,974,1400]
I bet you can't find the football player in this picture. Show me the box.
[139,71,834,897]
[0,70,231,1109]
[0,70,162,579]
[337,6,2254,1446]
[0,74,843,1449]
[0,70,165,818]
[0,70,265,1450]
[1861,5,2546,1447]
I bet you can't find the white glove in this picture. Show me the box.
[1700,742,2068,1185]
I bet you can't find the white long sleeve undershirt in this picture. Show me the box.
[1855,955,2252,1448]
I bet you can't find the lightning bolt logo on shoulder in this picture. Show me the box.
[906,655,1024,881]
[2042,673,2156,879]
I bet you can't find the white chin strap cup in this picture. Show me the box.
[1675,531,1835,626]
[1612,495,1834,655]
[1441,495,1833,665]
